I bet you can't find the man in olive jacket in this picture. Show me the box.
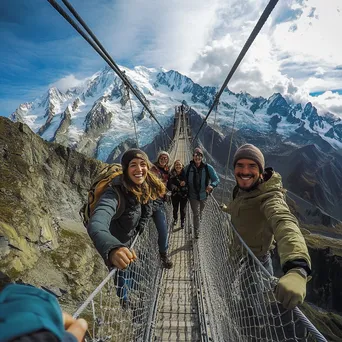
[222,143,311,310]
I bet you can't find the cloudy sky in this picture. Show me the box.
[0,0,341,117]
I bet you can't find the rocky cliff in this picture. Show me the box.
[0,116,107,308]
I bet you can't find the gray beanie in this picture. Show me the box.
[121,148,149,172]
[157,150,170,162]
[233,144,265,173]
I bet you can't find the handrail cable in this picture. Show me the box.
[193,0,279,143]
[209,193,328,342]
[46,0,172,142]
[72,233,140,319]
[220,105,237,204]
[209,100,218,156]
[127,86,139,148]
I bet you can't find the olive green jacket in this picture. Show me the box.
[223,170,311,269]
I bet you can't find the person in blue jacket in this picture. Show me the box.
[185,147,220,239]
[0,283,87,342]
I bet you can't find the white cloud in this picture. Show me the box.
[96,0,222,75]
[51,74,83,92]
[185,0,342,116]
[4,0,342,118]
[310,91,342,116]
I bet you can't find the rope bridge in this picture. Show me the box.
[71,110,326,342]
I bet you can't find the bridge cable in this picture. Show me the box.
[209,99,219,156]
[47,0,172,142]
[220,105,237,204]
[209,193,328,342]
[126,87,139,148]
[192,0,279,143]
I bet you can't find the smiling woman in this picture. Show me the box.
[86,148,166,307]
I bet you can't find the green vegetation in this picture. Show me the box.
[300,302,342,342]
[300,224,342,257]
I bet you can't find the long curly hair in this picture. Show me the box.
[122,162,166,204]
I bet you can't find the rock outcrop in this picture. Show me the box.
[0,116,107,303]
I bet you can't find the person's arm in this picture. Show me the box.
[167,175,177,192]
[261,191,311,271]
[261,191,311,309]
[207,164,220,188]
[0,285,87,342]
[87,187,125,265]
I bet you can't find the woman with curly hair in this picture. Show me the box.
[87,148,165,307]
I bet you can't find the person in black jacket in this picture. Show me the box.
[168,160,188,229]
[87,149,165,307]
[150,151,173,268]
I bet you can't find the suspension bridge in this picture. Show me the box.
[71,108,326,342]
[43,1,329,341]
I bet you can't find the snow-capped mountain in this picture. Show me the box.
[10,65,342,162]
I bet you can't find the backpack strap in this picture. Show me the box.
[111,185,126,220]
[204,164,210,187]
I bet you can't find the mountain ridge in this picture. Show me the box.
[9,65,342,163]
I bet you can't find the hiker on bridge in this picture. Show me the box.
[221,143,311,310]
[151,151,173,268]
[185,147,220,239]
[87,149,165,307]
[167,159,188,229]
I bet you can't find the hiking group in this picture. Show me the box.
[85,146,219,307]
[85,143,310,312]
[1,143,313,342]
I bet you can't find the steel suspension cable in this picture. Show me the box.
[193,0,279,143]
[210,101,218,156]
[47,0,172,142]
[220,106,237,204]
[127,87,139,148]
[209,194,328,342]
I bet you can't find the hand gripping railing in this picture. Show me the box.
[195,193,327,342]
[72,225,164,341]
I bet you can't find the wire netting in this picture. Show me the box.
[73,109,326,342]
[74,223,163,342]
[196,195,326,342]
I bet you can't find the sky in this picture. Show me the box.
[0,0,341,117]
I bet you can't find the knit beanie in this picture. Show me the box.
[121,148,149,172]
[193,147,203,156]
[157,150,170,162]
[233,144,265,173]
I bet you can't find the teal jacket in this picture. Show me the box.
[0,284,76,341]
[185,161,220,200]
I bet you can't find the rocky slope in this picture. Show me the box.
[0,116,108,307]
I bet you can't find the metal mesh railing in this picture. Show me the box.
[195,194,327,342]
[72,112,326,342]
[73,223,163,342]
